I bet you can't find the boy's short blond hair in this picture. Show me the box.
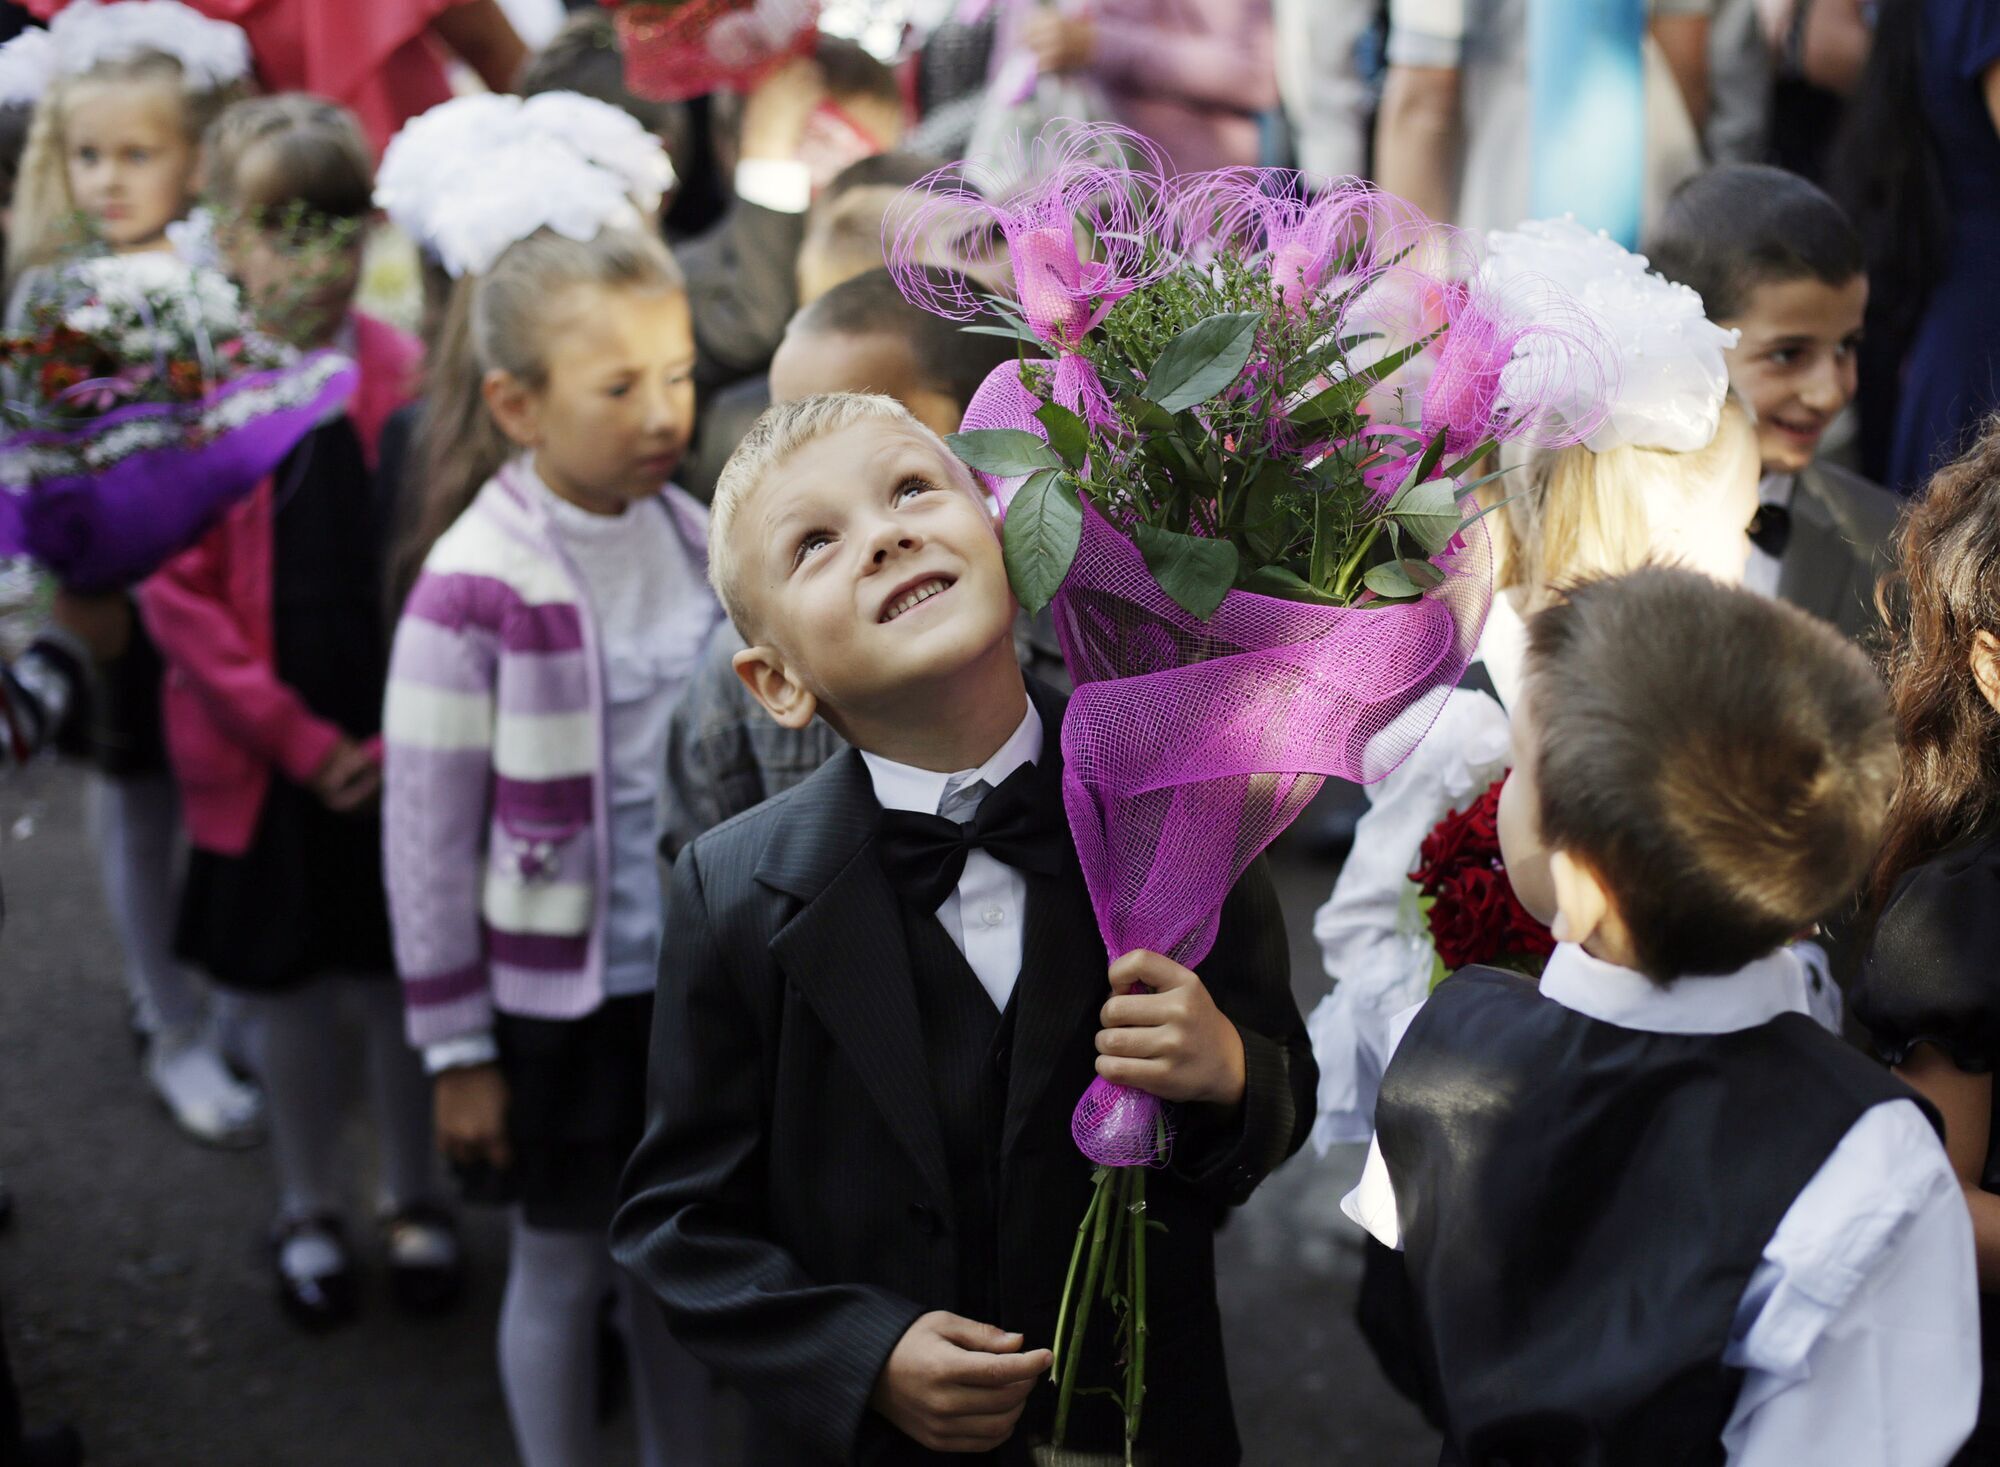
[708,392,931,640]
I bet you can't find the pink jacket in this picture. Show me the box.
[140,313,420,856]
[1090,0,1278,174]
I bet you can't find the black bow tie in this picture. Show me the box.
[876,760,1067,910]
[1749,502,1792,559]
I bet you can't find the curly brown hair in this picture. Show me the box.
[1870,414,2000,908]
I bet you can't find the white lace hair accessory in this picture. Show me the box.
[420,135,647,279]
[1481,216,1740,454]
[48,0,252,89]
[376,91,674,275]
[0,28,54,108]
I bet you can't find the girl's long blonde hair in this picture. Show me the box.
[1492,398,1757,605]
[8,51,243,289]
[390,226,685,614]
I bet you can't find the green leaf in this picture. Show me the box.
[1363,558,1446,600]
[1292,373,1367,431]
[960,322,1044,344]
[946,428,1061,478]
[1241,564,1341,605]
[1142,311,1263,413]
[1131,522,1238,620]
[1388,478,1461,556]
[1034,401,1091,470]
[1354,328,1443,390]
[1002,470,1083,615]
[1000,471,1085,613]
[1240,459,1293,562]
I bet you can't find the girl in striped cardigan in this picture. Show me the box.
[383,223,720,1467]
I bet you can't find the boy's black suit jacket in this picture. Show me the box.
[611,683,1314,1466]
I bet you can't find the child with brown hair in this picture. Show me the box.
[1855,413,2000,1457]
[1350,565,1978,1464]
[138,93,447,1329]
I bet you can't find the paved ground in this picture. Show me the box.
[0,763,1437,1466]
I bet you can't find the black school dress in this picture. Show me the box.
[175,418,395,992]
[1854,830,2000,1461]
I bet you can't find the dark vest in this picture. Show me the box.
[1377,967,1935,1467]
[901,902,1017,1327]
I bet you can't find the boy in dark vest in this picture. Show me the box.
[612,392,1314,1464]
[1346,566,1978,1465]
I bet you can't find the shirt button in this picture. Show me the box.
[982,905,1005,927]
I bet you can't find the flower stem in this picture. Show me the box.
[1050,1167,1108,1385]
[1331,518,1384,603]
[1053,1166,1117,1448]
[1125,1166,1149,1464]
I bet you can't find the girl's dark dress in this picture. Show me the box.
[176,418,394,991]
[1854,831,2000,1461]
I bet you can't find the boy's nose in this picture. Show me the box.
[867,526,922,565]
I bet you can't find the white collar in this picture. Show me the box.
[1539,941,1810,1035]
[1477,592,1529,711]
[1759,470,1798,511]
[860,700,1044,816]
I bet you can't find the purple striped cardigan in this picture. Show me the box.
[383,462,713,1047]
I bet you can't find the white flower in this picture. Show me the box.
[1480,216,1741,454]
[48,0,250,88]
[62,303,112,336]
[0,28,54,109]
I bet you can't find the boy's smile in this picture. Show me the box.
[735,415,1021,746]
[1721,275,1868,475]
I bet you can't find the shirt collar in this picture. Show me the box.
[1538,941,1809,1035]
[1760,471,1798,510]
[1478,592,1528,710]
[859,700,1044,816]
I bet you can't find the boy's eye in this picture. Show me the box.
[1766,346,1801,367]
[793,531,832,568]
[896,476,936,502]
[607,382,633,398]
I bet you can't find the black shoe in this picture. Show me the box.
[380,1203,465,1315]
[10,1422,83,1467]
[270,1214,358,1333]
[0,1170,13,1232]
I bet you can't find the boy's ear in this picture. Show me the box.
[482,368,540,450]
[1972,631,2000,717]
[733,644,818,729]
[1547,848,1611,950]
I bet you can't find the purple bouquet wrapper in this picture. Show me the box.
[965,362,1492,1167]
[0,353,358,592]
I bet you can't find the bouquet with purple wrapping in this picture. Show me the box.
[0,251,357,592]
[891,125,1612,1462]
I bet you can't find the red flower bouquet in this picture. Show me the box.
[1412,776,1555,980]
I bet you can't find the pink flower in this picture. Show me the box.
[887,122,1173,430]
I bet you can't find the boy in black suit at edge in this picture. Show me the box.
[611,392,1314,1464]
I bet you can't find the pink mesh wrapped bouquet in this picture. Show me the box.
[891,125,1610,1462]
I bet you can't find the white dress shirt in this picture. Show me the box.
[1743,471,1796,600]
[860,702,1044,1012]
[1342,943,1980,1467]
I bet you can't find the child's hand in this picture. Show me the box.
[311,737,380,812]
[1022,11,1097,73]
[434,1062,511,1172]
[870,1312,1051,1453]
[739,55,826,164]
[1096,951,1247,1107]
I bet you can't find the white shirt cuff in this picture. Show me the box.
[734,159,812,215]
[1341,1136,1405,1249]
[423,1032,499,1075]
